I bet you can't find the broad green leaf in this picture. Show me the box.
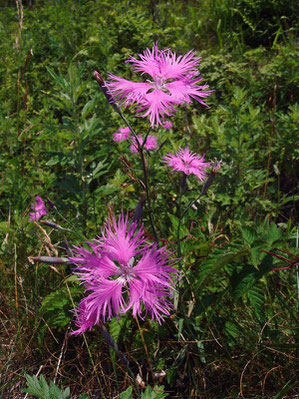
[120,386,133,399]
[142,385,167,399]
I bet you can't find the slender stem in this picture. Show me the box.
[71,96,87,229]
[14,244,19,327]
[139,127,160,244]
[119,113,159,244]
[296,228,299,310]
[176,187,183,261]
[135,317,155,382]
[263,85,277,200]
[62,273,106,396]
[100,322,140,394]
[176,171,216,267]
[182,172,216,219]
[96,75,159,242]
[139,147,159,244]
[141,126,152,149]
[119,112,140,145]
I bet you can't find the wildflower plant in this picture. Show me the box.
[31,43,215,331]
[106,43,213,127]
[31,42,216,387]
[68,43,215,334]
[2,3,295,396]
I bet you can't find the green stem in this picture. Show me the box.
[96,76,158,243]
[139,146,159,244]
[119,113,159,244]
[177,190,183,261]
[63,275,106,396]
[141,126,152,149]
[177,171,216,266]
[71,97,87,229]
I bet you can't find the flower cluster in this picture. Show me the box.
[162,120,173,130]
[71,214,178,335]
[113,127,130,142]
[106,43,212,127]
[130,134,158,154]
[112,126,158,154]
[29,196,48,221]
[164,147,210,181]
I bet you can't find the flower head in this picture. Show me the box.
[164,147,210,181]
[29,196,48,221]
[162,120,173,130]
[113,127,131,142]
[130,134,158,154]
[70,214,178,334]
[106,44,213,127]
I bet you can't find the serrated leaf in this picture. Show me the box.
[109,314,129,343]
[225,321,239,339]
[0,221,12,233]
[120,386,133,399]
[247,283,265,320]
[241,226,257,245]
[23,374,71,399]
[166,368,177,385]
[23,374,49,399]
[62,386,70,399]
[198,247,248,286]
[39,375,50,397]
[267,223,283,243]
[142,385,167,399]
[250,246,261,267]
[37,286,83,345]
[49,382,64,399]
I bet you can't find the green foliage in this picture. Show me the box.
[0,0,298,398]
[23,375,166,399]
[23,374,71,399]
[119,386,133,399]
[37,284,83,346]
[141,386,167,399]
[23,374,90,399]
[120,385,167,399]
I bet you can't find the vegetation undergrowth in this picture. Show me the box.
[0,1,298,398]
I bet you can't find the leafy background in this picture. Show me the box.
[0,0,298,398]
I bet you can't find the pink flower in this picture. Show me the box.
[162,120,173,130]
[130,134,158,154]
[106,44,213,127]
[29,196,48,221]
[210,159,222,173]
[113,127,131,142]
[164,147,210,181]
[70,214,178,334]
